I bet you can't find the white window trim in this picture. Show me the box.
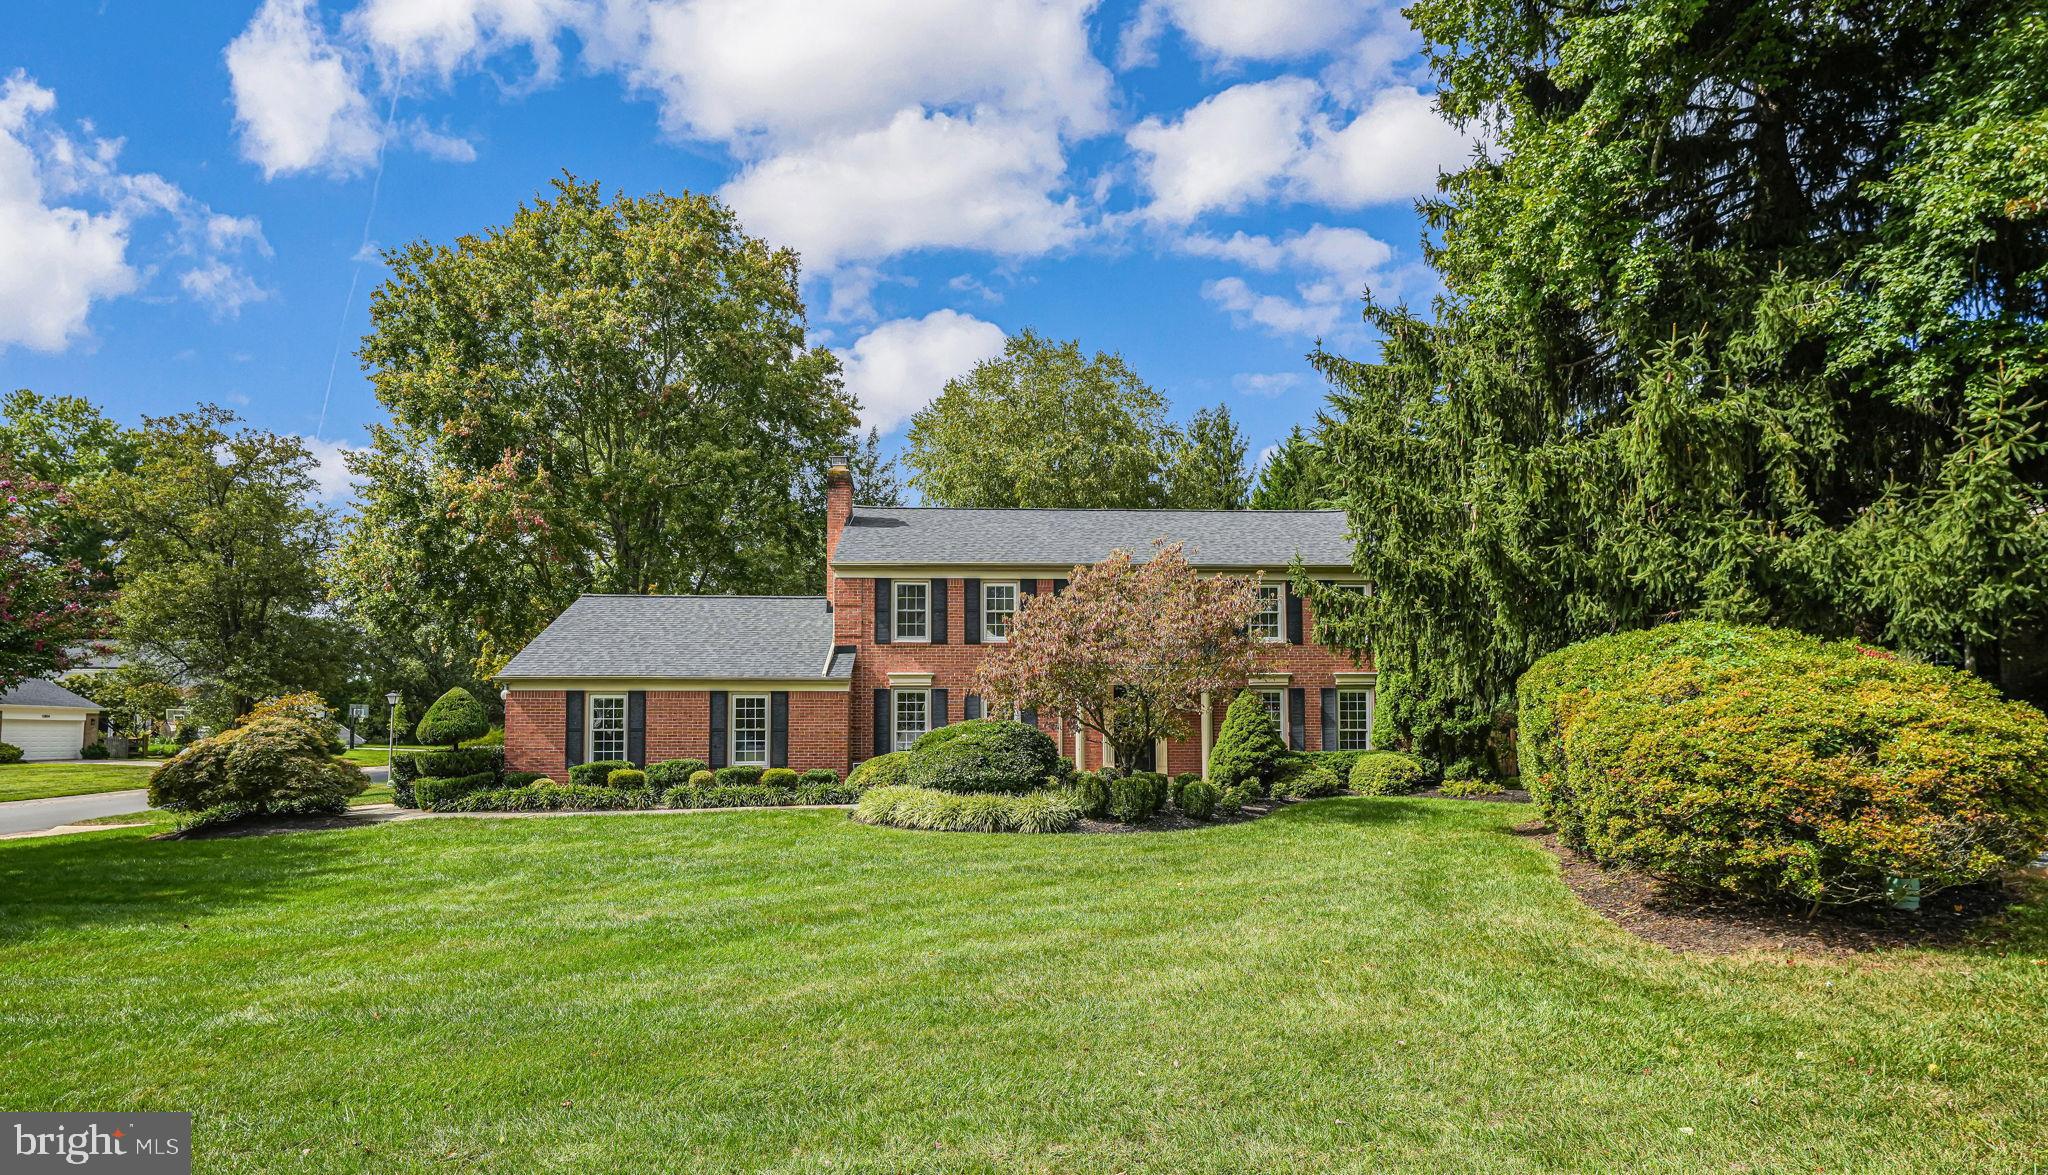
[729,692,770,767]
[1251,585,1286,643]
[981,580,1018,643]
[588,693,628,762]
[893,687,931,752]
[894,580,932,643]
[1253,686,1287,736]
[1336,687,1375,752]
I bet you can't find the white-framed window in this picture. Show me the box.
[894,689,930,751]
[894,580,930,642]
[1250,585,1284,641]
[1253,687,1286,734]
[589,694,627,761]
[982,581,1018,642]
[1337,688,1375,751]
[730,693,769,766]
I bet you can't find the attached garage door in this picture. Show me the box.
[5,717,88,761]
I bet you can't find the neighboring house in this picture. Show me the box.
[0,679,103,761]
[500,457,1373,781]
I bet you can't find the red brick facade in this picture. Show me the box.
[505,461,1372,780]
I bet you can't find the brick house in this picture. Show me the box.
[501,457,1374,781]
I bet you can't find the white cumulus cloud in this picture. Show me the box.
[1119,0,1373,65]
[349,0,579,80]
[1293,86,1477,208]
[226,0,384,179]
[297,435,364,503]
[836,309,1006,434]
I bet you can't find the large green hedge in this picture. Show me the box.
[903,719,1065,794]
[1520,622,2048,906]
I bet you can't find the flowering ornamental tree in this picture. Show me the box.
[978,542,1262,773]
[0,460,107,692]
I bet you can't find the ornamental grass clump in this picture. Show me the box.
[854,785,1081,834]
[1520,622,2048,906]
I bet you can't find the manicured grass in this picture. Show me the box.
[2,799,2043,1172]
[0,762,155,803]
[339,745,429,767]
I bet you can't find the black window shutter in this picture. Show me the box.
[1286,585,1304,644]
[932,688,949,729]
[964,694,983,720]
[1020,708,1037,727]
[770,692,789,768]
[874,578,892,643]
[1052,578,1068,595]
[1020,579,1036,598]
[708,691,728,768]
[1321,688,1338,751]
[963,578,981,644]
[627,691,647,765]
[565,690,585,768]
[1288,687,1307,750]
[873,689,891,756]
[931,579,949,645]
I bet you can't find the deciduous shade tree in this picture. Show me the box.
[1315,0,2048,713]
[0,389,139,582]
[0,458,108,692]
[87,408,342,720]
[62,664,183,739]
[977,543,1261,772]
[340,176,858,673]
[906,330,1174,508]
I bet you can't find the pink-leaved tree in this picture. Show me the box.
[1,459,108,693]
[977,542,1262,774]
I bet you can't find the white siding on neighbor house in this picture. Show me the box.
[1,713,90,761]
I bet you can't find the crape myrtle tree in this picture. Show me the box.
[339,176,859,673]
[977,543,1261,773]
[1312,0,2048,721]
[0,457,108,691]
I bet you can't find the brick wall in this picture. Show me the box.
[506,687,851,778]
[505,689,568,779]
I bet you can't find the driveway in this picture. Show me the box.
[0,789,150,836]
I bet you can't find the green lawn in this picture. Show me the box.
[2,800,2043,1172]
[0,762,156,803]
[339,744,429,767]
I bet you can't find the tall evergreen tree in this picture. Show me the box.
[1164,404,1251,509]
[1315,0,2048,716]
[1250,426,1336,510]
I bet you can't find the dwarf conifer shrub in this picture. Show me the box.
[1209,690,1286,793]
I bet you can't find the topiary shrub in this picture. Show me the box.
[414,771,500,809]
[647,759,710,788]
[608,768,648,789]
[0,742,23,764]
[1209,690,1286,794]
[1070,770,1110,818]
[414,687,489,749]
[1274,764,1344,799]
[1180,779,1220,820]
[568,759,635,788]
[1523,622,2048,906]
[903,719,1065,794]
[798,768,839,788]
[148,714,367,825]
[715,764,765,788]
[854,785,1082,833]
[1348,751,1428,795]
[1107,771,1168,823]
[848,751,911,789]
[415,747,502,780]
[389,751,422,807]
[760,767,800,789]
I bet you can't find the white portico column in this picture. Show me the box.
[1199,690,1214,777]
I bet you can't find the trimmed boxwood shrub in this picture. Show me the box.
[714,764,765,788]
[760,767,800,789]
[416,747,502,780]
[903,719,1065,794]
[1273,764,1343,799]
[1107,771,1168,823]
[1522,622,2048,906]
[444,784,653,812]
[503,771,549,787]
[1209,690,1286,794]
[647,758,709,788]
[848,751,912,789]
[415,687,489,749]
[1170,772,1202,808]
[1180,778,1220,820]
[0,742,22,765]
[1216,784,1249,817]
[1070,770,1110,818]
[854,785,1082,834]
[798,768,839,787]
[662,782,865,808]
[1349,751,1430,796]
[688,769,714,787]
[412,771,500,809]
[568,759,635,788]
[389,751,422,807]
[1294,750,1363,778]
[609,768,649,789]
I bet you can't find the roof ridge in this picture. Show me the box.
[573,593,828,600]
[854,506,1344,514]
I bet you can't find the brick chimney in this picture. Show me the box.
[824,453,853,575]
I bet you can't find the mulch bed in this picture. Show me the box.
[1523,822,2036,957]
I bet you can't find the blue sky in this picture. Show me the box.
[2,0,1470,501]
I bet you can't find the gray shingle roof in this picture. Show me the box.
[0,678,102,710]
[497,596,849,681]
[832,507,1354,569]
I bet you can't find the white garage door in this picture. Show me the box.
[5,717,88,761]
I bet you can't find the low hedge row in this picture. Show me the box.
[854,785,1082,834]
[661,783,865,808]
[440,784,660,812]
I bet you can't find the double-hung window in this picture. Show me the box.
[893,689,930,752]
[589,694,627,761]
[1250,585,1284,641]
[1253,687,1285,734]
[982,581,1017,642]
[894,581,930,641]
[1336,688,1374,751]
[730,694,769,766]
